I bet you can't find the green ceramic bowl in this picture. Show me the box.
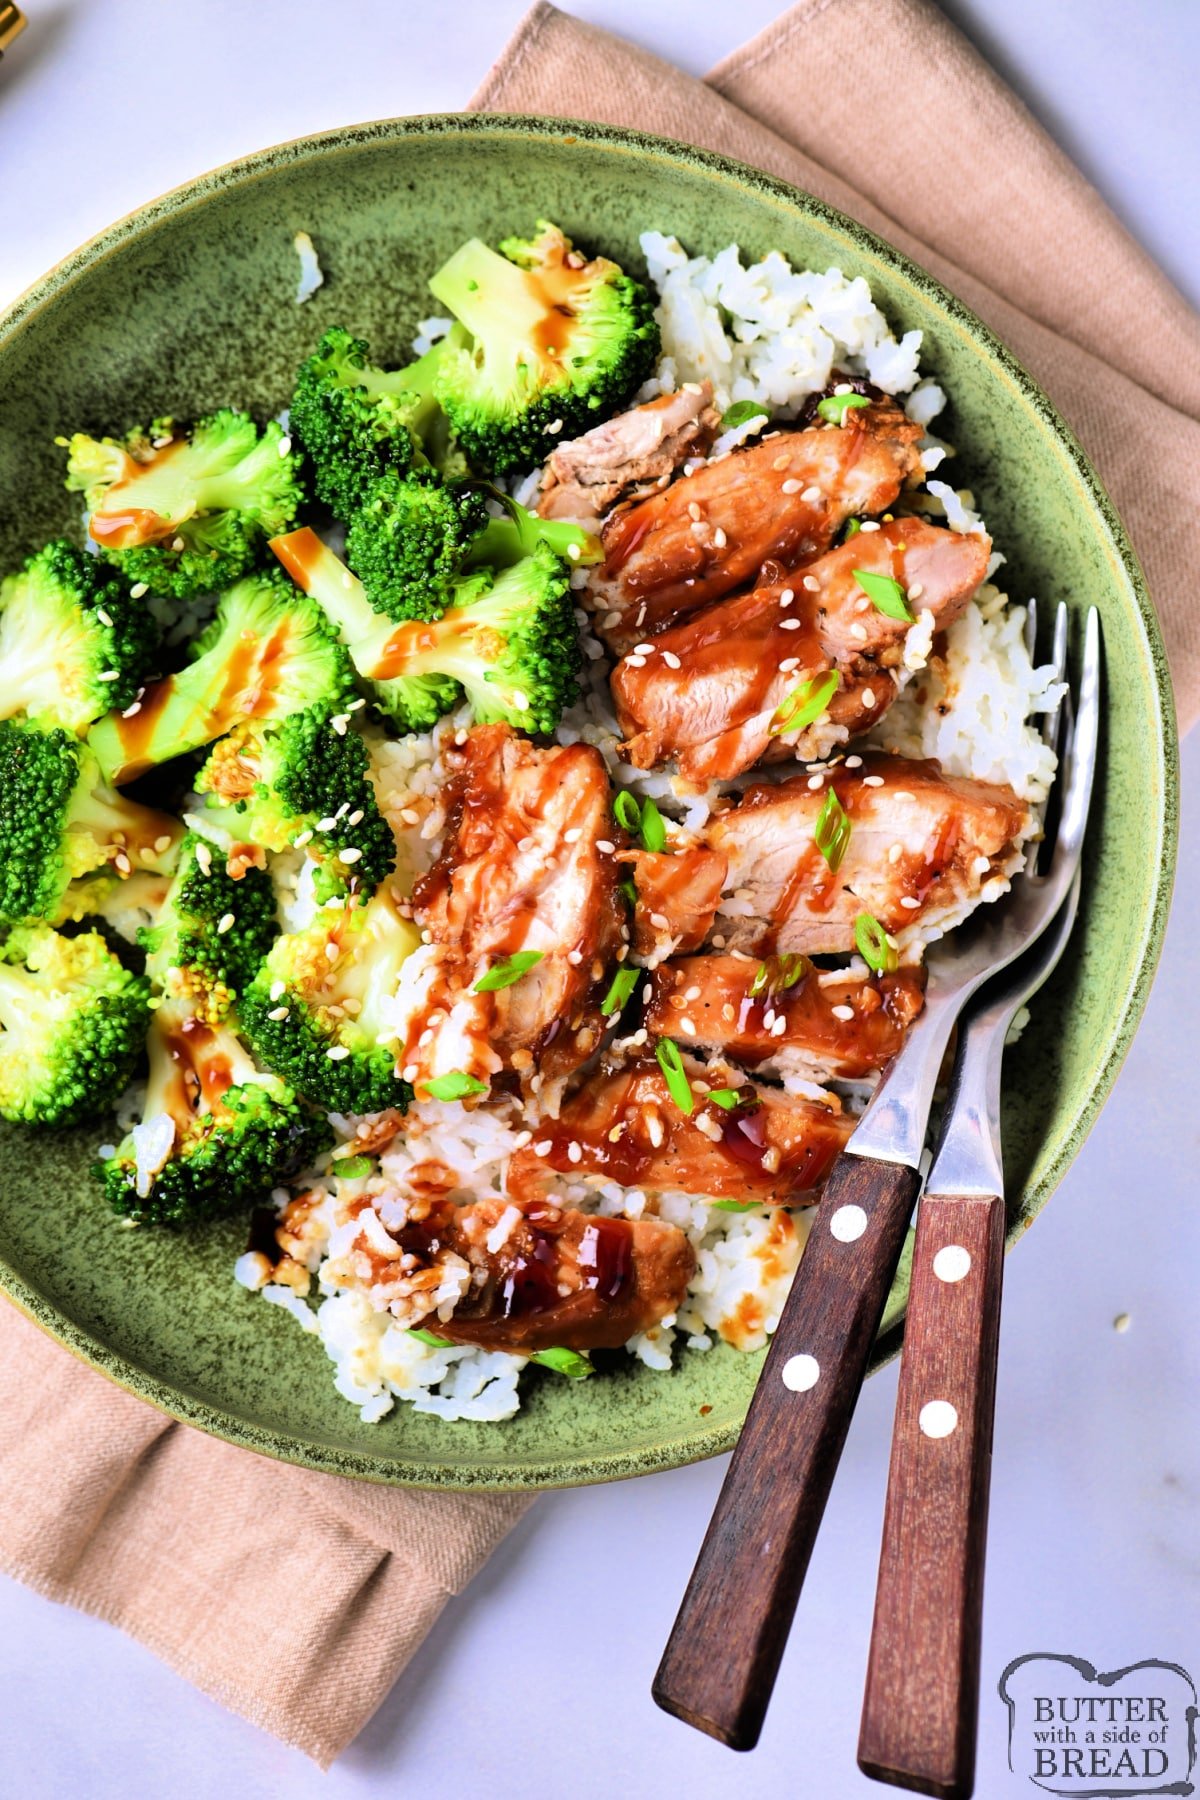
[0,115,1176,1490]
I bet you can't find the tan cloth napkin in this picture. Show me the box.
[2,0,1196,1770]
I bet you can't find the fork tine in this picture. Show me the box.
[1039,601,1070,760]
[1050,607,1101,872]
[1024,596,1038,662]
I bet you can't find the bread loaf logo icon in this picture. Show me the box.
[998,1655,1197,1796]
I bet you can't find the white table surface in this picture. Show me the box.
[2,4,1196,1796]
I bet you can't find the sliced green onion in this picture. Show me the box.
[720,400,770,432]
[814,788,852,873]
[425,1070,488,1102]
[770,669,840,738]
[748,954,809,1000]
[779,953,809,989]
[817,393,871,424]
[531,1347,594,1379]
[613,790,642,833]
[706,1088,743,1110]
[855,912,898,975]
[332,1154,373,1180]
[618,875,637,909]
[409,1327,453,1346]
[640,796,667,853]
[473,950,543,992]
[748,961,770,998]
[843,517,862,539]
[853,567,915,623]
[655,1037,694,1116]
[601,966,639,1015]
[711,1200,765,1213]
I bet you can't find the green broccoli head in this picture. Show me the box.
[52,868,173,944]
[464,493,601,573]
[99,998,333,1226]
[270,527,468,732]
[345,468,491,622]
[0,922,151,1126]
[87,568,355,783]
[63,411,305,601]
[138,832,277,1025]
[362,541,581,736]
[289,325,467,520]
[0,539,160,730]
[0,718,183,925]
[428,222,659,476]
[239,885,418,1114]
[195,706,396,902]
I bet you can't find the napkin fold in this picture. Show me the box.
[2,0,1196,1769]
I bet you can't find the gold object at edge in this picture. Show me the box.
[0,4,27,56]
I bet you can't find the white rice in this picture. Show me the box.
[238,230,1058,1424]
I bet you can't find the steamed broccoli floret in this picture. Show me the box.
[87,568,355,783]
[0,718,183,925]
[52,869,173,944]
[271,529,578,735]
[344,468,491,622]
[270,527,469,728]
[195,707,396,902]
[463,494,601,573]
[0,539,160,731]
[239,886,418,1114]
[428,222,659,476]
[63,411,304,601]
[99,998,333,1227]
[289,325,468,520]
[0,923,151,1126]
[138,833,277,1025]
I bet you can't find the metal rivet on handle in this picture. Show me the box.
[918,1399,959,1439]
[932,1244,972,1283]
[781,1354,820,1392]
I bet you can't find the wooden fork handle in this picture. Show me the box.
[653,1152,920,1751]
[858,1193,1006,1800]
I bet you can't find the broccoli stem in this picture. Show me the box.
[429,240,549,349]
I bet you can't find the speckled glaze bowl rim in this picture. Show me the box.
[0,113,1178,1490]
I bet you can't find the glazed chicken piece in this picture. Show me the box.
[587,396,923,649]
[646,955,925,1083]
[622,844,728,963]
[507,1061,851,1208]
[318,1191,695,1353]
[613,519,991,783]
[394,725,626,1097]
[706,754,1030,955]
[537,383,720,528]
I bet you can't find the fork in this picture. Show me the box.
[857,864,1081,1800]
[652,604,1098,1752]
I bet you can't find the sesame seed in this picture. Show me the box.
[845,755,862,768]
[763,1008,776,1029]
[801,485,822,503]
[96,609,113,627]
[267,1006,289,1021]
[122,700,142,716]
[779,657,800,672]
[633,642,655,655]
[347,809,364,826]
[153,834,173,853]
[315,816,337,832]
[850,623,868,641]
[293,829,314,847]
[97,670,119,682]
[889,843,903,864]
[643,984,653,1003]
[862,687,877,708]
[602,611,623,630]
[546,418,563,435]
[338,847,362,863]
[278,435,292,457]
[662,651,681,670]
[566,543,580,561]
[325,942,340,961]
[635,604,647,626]
[711,934,726,948]
[171,537,184,552]
[859,521,881,533]
[403,1063,419,1081]
[779,588,794,607]
[781,478,801,494]
[721,1003,736,1022]
[534,1140,553,1157]
[834,382,853,396]
[566,1141,583,1163]
[780,618,802,631]
[713,527,727,548]
[773,453,790,471]
[684,985,701,1001]
[596,839,615,853]
[646,1113,664,1149]
[807,775,825,790]
[680,1018,696,1034]
[194,842,213,873]
[326,1045,351,1060]
[802,575,820,592]
[454,729,468,746]
[649,912,669,930]
[625,654,646,668]
[687,502,702,521]
[567,949,583,965]
[771,1015,788,1037]
[908,582,925,600]
[113,852,131,875]
[347,696,366,711]
[564,827,582,844]
[900,896,921,910]
[831,1003,855,1021]
[399,808,420,826]
[216,913,235,934]
[269,979,285,1001]
[863,774,885,787]
[130,582,148,599]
